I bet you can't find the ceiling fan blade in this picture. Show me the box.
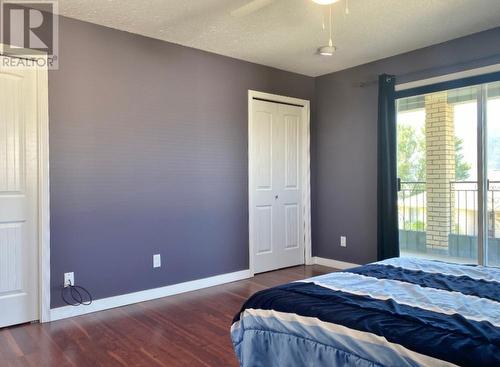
[230,0,275,17]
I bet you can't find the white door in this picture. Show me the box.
[0,56,39,327]
[250,99,304,273]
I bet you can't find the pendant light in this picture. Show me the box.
[317,5,336,56]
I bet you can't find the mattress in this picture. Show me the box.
[231,257,500,366]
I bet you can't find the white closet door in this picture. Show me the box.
[250,99,304,273]
[0,57,39,327]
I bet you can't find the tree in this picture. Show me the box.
[397,125,425,182]
[397,125,471,182]
[455,138,471,181]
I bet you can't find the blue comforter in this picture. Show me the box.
[231,257,500,366]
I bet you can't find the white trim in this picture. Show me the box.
[37,55,51,323]
[50,269,251,322]
[313,257,360,270]
[302,97,313,266]
[248,90,312,276]
[395,63,500,91]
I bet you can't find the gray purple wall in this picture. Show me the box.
[48,13,500,307]
[312,27,500,265]
[48,16,315,308]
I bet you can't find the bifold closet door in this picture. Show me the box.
[250,99,304,273]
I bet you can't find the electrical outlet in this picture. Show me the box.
[340,236,347,247]
[64,272,74,287]
[153,254,161,268]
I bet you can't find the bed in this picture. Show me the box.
[231,257,500,367]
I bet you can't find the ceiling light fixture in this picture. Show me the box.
[317,5,336,56]
[318,44,336,56]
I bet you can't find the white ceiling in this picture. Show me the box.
[57,0,500,77]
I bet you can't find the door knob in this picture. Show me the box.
[275,195,279,200]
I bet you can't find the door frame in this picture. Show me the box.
[0,45,51,322]
[248,90,312,276]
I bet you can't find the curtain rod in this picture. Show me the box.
[356,53,500,88]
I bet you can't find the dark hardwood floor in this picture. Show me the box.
[0,265,333,367]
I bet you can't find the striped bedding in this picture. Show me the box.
[231,257,500,367]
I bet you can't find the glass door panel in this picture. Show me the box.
[487,81,500,267]
[397,86,479,264]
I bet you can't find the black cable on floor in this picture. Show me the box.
[61,280,93,306]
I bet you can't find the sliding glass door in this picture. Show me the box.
[487,81,500,266]
[396,79,500,266]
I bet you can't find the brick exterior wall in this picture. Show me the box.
[425,92,455,249]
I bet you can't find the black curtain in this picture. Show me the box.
[377,74,399,261]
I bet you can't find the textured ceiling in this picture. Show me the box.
[56,0,500,77]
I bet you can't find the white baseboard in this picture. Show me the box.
[49,269,252,322]
[313,257,360,270]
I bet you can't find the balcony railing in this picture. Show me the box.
[398,181,426,232]
[450,181,478,237]
[398,180,500,238]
